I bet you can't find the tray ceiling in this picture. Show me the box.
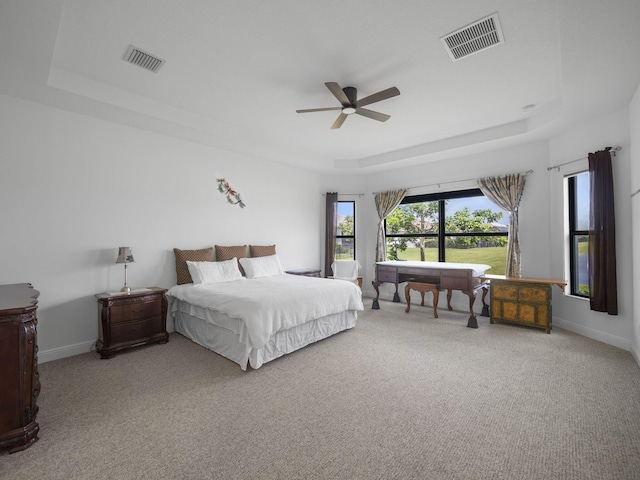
[2,0,640,173]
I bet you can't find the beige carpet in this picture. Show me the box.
[2,300,640,480]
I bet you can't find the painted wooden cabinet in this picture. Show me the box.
[488,276,566,334]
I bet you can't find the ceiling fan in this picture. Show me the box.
[296,82,400,129]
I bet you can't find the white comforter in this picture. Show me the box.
[167,274,364,350]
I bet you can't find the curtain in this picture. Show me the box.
[588,149,618,315]
[324,192,338,277]
[477,173,527,277]
[374,189,407,262]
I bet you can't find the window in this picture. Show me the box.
[567,172,590,297]
[385,189,509,275]
[335,201,355,260]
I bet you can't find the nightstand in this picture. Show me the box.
[95,287,168,359]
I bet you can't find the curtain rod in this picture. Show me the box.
[373,169,533,195]
[547,146,621,171]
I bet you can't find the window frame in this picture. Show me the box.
[335,200,356,261]
[567,172,590,298]
[385,188,508,263]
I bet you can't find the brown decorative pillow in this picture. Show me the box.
[215,245,248,275]
[173,247,214,285]
[250,245,276,257]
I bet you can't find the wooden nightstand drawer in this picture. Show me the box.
[110,300,162,324]
[111,316,164,344]
[96,288,168,359]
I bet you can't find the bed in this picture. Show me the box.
[167,245,364,370]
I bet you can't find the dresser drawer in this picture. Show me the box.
[491,283,518,300]
[110,299,162,324]
[519,285,549,303]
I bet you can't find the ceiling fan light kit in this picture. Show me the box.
[296,82,400,129]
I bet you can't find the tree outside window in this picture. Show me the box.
[335,201,355,260]
[385,189,509,275]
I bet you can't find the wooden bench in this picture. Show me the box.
[404,282,440,318]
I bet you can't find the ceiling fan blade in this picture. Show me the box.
[296,107,343,113]
[331,113,348,129]
[325,82,351,107]
[355,87,400,108]
[355,108,391,122]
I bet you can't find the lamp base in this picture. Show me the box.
[120,285,131,293]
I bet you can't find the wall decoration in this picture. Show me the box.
[217,178,246,208]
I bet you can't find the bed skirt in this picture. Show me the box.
[172,301,357,370]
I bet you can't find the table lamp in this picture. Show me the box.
[116,247,135,293]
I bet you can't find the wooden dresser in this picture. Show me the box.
[96,287,168,359]
[487,276,566,334]
[0,283,40,453]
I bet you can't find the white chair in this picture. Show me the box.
[330,260,362,289]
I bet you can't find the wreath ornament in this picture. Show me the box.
[217,178,246,208]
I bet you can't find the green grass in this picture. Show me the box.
[391,246,507,275]
[578,241,588,255]
[577,240,589,294]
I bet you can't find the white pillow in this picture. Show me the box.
[186,258,243,285]
[239,254,284,279]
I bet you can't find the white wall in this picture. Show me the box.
[0,93,325,362]
[548,108,633,350]
[629,85,640,364]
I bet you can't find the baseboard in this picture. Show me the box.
[630,342,640,368]
[39,340,96,364]
[39,324,178,364]
[553,317,632,351]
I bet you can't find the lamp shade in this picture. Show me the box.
[116,247,135,264]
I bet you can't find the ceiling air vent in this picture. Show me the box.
[440,13,504,61]
[123,45,165,73]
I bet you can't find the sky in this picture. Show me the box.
[337,202,353,217]
[575,172,590,229]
